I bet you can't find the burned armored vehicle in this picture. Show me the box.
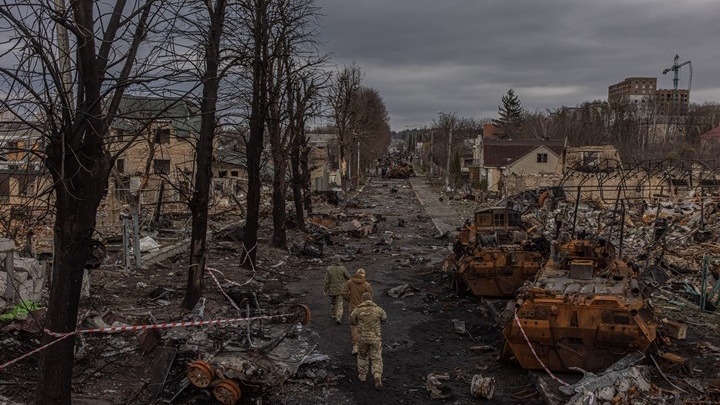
[449,207,547,297]
[501,239,657,372]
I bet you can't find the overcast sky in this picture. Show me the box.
[316,0,720,130]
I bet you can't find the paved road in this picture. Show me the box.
[410,176,476,236]
[280,176,539,405]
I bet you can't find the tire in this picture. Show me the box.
[452,275,468,297]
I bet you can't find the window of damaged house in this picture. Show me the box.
[116,159,125,174]
[536,153,548,163]
[493,212,505,227]
[475,212,492,227]
[154,128,171,144]
[114,128,124,142]
[19,179,34,196]
[153,159,171,175]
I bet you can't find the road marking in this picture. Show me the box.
[409,178,444,235]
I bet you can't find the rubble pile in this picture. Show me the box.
[562,353,652,405]
[0,239,46,308]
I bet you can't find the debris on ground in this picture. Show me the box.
[470,374,495,399]
[426,372,452,399]
[387,284,419,298]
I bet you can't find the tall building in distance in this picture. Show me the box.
[608,76,689,114]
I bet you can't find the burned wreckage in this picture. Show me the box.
[448,207,548,297]
[183,304,313,405]
[501,239,657,372]
[445,207,661,374]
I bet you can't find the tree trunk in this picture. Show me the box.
[244,0,268,269]
[291,131,305,229]
[271,154,287,248]
[37,167,108,404]
[244,134,262,268]
[183,0,226,310]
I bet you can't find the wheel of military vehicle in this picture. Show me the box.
[288,303,312,325]
[187,360,214,388]
[451,275,467,297]
[213,378,242,405]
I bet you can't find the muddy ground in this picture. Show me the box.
[273,177,539,404]
[2,175,719,404]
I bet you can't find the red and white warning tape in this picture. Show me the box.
[1,244,271,371]
[0,333,74,371]
[43,313,290,337]
[513,310,570,387]
[0,313,294,371]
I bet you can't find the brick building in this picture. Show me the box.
[608,76,689,114]
[100,95,201,230]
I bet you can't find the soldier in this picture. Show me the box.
[349,292,387,390]
[323,261,351,324]
[341,268,373,354]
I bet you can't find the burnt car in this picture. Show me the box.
[501,239,657,372]
[448,207,547,297]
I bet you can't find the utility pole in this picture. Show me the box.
[446,124,453,189]
[430,129,434,176]
[357,140,360,188]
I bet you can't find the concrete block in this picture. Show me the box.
[33,277,44,295]
[142,238,189,267]
[14,257,44,280]
[12,270,29,283]
[0,238,14,252]
[596,386,616,401]
[17,279,36,302]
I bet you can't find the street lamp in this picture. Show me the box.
[437,111,454,189]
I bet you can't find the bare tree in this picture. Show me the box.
[290,73,325,226]
[328,63,363,190]
[241,0,272,268]
[265,0,325,248]
[157,0,231,309]
[0,0,162,402]
[352,87,391,182]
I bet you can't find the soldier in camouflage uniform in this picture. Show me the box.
[342,268,373,354]
[349,292,387,390]
[323,262,351,324]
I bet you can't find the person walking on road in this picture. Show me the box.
[349,292,387,390]
[341,268,373,354]
[324,262,351,324]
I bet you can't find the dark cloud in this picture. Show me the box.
[316,0,720,129]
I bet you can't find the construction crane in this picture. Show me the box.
[662,53,693,95]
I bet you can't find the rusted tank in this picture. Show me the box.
[449,207,547,297]
[386,163,414,179]
[501,240,657,372]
